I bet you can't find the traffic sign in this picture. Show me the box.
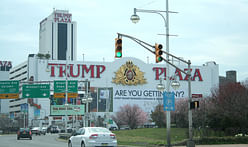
[192,94,203,98]
[22,84,50,98]
[50,104,84,115]
[0,80,19,99]
[163,92,175,111]
[21,104,28,113]
[54,80,78,98]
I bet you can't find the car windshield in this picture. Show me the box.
[88,128,111,133]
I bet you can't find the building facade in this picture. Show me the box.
[0,61,12,114]
[8,9,219,127]
[9,55,219,127]
[39,9,77,61]
[219,70,237,86]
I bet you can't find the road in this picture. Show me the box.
[1,134,247,147]
[0,134,67,147]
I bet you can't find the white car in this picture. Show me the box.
[31,127,41,135]
[68,127,117,147]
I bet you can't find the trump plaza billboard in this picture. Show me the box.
[28,57,218,113]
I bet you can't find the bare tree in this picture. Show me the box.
[207,82,248,135]
[171,99,188,128]
[150,104,166,128]
[114,104,148,129]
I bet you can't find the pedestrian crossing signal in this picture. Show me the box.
[190,101,199,109]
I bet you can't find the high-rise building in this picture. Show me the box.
[39,9,77,61]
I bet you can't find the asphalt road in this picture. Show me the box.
[0,133,67,147]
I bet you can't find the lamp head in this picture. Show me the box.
[130,14,140,24]
[88,97,93,103]
[156,78,165,92]
[171,80,180,90]
[130,8,140,24]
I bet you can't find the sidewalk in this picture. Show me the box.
[177,145,248,147]
[119,144,248,147]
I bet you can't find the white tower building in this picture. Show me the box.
[39,9,77,61]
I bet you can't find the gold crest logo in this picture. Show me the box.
[112,61,147,85]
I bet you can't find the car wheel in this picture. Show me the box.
[17,137,20,140]
[30,137,32,140]
[68,141,72,147]
[81,142,85,147]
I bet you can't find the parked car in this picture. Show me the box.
[17,128,32,140]
[109,126,118,131]
[68,127,117,147]
[31,127,41,135]
[119,125,130,130]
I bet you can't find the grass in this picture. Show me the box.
[113,128,188,146]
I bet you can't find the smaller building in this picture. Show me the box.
[219,70,237,85]
[0,60,12,114]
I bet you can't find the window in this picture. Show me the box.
[58,23,67,60]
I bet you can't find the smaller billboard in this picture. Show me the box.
[51,104,84,116]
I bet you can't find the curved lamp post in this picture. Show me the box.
[156,52,194,147]
[156,76,180,147]
[82,97,93,127]
[130,2,178,146]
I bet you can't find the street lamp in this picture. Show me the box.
[74,107,80,129]
[82,97,93,127]
[156,49,195,147]
[131,1,174,146]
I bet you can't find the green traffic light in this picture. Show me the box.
[116,52,122,57]
[158,57,162,61]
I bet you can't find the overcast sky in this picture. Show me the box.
[1,0,248,81]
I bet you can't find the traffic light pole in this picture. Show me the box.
[116,32,194,147]
[117,33,156,54]
[160,51,194,147]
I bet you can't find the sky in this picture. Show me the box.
[1,0,248,81]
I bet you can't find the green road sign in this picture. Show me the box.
[54,80,78,98]
[0,80,19,99]
[54,81,66,93]
[22,84,50,98]
[50,104,84,115]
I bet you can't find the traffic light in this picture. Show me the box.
[190,101,199,109]
[115,38,122,58]
[155,43,163,63]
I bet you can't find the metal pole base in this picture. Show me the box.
[186,140,195,147]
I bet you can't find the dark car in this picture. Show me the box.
[50,126,60,133]
[17,128,32,140]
